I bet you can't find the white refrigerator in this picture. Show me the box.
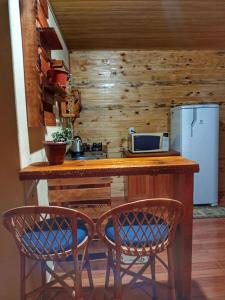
[170,104,219,205]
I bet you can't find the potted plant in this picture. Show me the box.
[44,127,72,165]
[47,69,69,87]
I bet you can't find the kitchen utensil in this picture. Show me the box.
[70,136,84,154]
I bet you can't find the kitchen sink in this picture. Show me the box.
[66,151,107,160]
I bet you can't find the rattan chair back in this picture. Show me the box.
[2,205,94,261]
[97,198,184,256]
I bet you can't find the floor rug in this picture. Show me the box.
[193,205,225,219]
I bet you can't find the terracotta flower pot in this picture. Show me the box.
[47,69,68,87]
[43,142,67,165]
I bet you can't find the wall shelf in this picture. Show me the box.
[38,27,63,50]
[21,0,79,127]
[51,59,70,73]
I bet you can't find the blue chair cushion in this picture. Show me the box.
[22,217,88,255]
[105,212,168,247]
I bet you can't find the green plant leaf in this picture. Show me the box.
[51,128,73,144]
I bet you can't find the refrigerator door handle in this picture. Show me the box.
[191,108,197,137]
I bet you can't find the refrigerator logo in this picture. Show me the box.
[199,120,204,124]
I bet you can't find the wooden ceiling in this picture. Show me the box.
[50,0,225,50]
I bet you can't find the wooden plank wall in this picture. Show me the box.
[70,50,225,202]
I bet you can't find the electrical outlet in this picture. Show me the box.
[129,127,135,134]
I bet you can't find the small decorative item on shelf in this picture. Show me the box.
[60,74,82,118]
[43,127,72,165]
[60,89,81,118]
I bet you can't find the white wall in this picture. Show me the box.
[0,1,24,298]
[48,4,70,69]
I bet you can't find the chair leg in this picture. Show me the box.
[114,251,122,300]
[41,261,46,299]
[150,255,157,300]
[103,248,112,300]
[167,247,176,300]
[73,256,84,300]
[85,252,94,289]
[20,254,26,300]
[105,250,111,290]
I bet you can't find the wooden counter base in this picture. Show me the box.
[123,151,181,202]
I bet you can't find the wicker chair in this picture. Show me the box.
[96,198,184,300]
[2,206,95,300]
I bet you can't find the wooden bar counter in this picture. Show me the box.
[19,156,199,300]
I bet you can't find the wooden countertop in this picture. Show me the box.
[19,156,199,180]
[123,150,180,158]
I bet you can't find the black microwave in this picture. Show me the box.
[128,132,169,153]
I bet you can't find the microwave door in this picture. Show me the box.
[134,135,161,152]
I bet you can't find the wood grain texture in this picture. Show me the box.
[49,187,110,202]
[123,150,180,158]
[40,0,48,18]
[50,0,225,50]
[48,177,111,202]
[20,0,43,127]
[125,174,174,202]
[43,111,56,126]
[19,156,199,180]
[36,2,48,27]
[48,177,111,186]
[48,177,111,219]
[172,173,194,299]
[70,50,225,201]
[124,152,178,201]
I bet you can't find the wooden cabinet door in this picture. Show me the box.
[126,175,154,202]
[125,174,174,202]
[153,174,174,198]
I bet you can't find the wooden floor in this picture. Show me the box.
[51,218,225,300]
